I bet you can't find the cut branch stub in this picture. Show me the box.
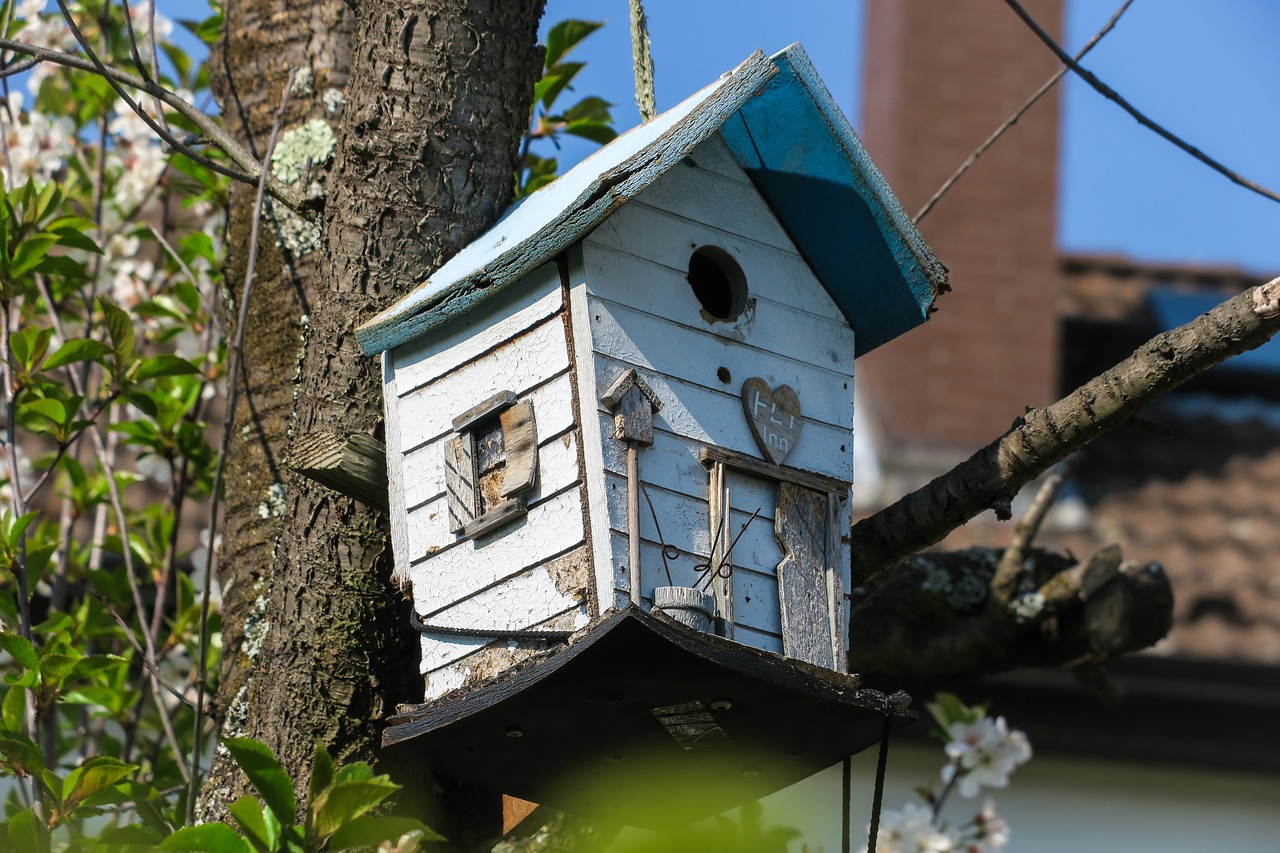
[287,432,389,511]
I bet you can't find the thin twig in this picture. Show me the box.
[1003,0,1280,207]
[187,69,298,825]
[992,457,1079,602]
[0,35,309,214]
[915,0,1136,223]
[92,592,198,711]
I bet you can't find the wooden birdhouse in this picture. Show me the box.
[353,45,946,826]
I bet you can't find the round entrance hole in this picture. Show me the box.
[687,246,748,322]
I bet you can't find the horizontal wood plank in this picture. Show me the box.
[701,445,851,495]
[396,316,570,442]
[405,431,581,559]
[606,533,782,636]
[391,265,563,394]
[400,375,576,508]
[594,355,853,480]
[585,203,841,320]
[582,258,852,411]
[684,133,754,184]
[636,154,800,254]
[410,487,586,613]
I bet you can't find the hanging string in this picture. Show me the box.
[866,693,907,853]
[841,755,852,853]
[628,0,657,121]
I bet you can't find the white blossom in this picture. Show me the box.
[940,716,1032,798]
[0,96,74,189]
[964,799,1010,853]
[864,803,956,853]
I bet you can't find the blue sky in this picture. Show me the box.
[540,0,1280,274]
[156,0,1279,274]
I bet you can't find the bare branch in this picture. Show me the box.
[915,0,1135,223]
[1003,0,1280,207]
[0,35,311,215]
[992,457,1078,602]
[853,276,1280,583]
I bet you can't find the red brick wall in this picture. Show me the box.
[858,0,1064,454]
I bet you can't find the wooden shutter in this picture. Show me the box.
[499,399,538,497]
[444,435,476,533]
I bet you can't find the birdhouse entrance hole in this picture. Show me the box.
[687,246,748,322]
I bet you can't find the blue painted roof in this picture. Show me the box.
[357,44,947,357]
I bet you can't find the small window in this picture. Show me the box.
[687,246,748,322]
[445,391,538,539]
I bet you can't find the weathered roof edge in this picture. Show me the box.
[356,51,778,356]
[778,46,947,328]
[720,45,947,355]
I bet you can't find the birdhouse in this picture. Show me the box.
[353,45,946,826]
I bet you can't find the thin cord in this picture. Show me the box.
[866,704,895,853]
[841,755,852,853]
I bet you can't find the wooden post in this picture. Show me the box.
[627,443,642,606]
[601,369,662,607]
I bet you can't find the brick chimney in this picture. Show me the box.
[858,0,1064,466]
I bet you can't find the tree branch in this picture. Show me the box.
[0,35,311,215]
[850,545,1173,686]
[853,276,1280,583]
[1003,0,1280,207]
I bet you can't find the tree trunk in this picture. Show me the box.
[199,0,355,820]
[203,0,546,827]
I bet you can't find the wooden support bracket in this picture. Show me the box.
[288,432,389,511]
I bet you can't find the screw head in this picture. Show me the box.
[710,699,733,711]
[506,727,524,739]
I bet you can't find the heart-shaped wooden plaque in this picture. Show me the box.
[741,377,802,465]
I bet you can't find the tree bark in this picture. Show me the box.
[210,0,545,828]
[853,277,1280,583]
[201,0,355,820]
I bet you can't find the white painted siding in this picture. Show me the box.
[575,132,854,658]
[382,262,594,698]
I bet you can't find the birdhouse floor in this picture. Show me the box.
[383,607,913,828]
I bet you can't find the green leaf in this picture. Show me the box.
[11,232,60,278]
[222,737,297,826]
[21,397,67,426]
[328,816,444,850]
[536,61,584,109]
[307,742,335,810]
[2,686,27,731]
[6,807,50,853]
[311,779,400,840]
[50,224,101,254]
[5,512,37,548]
[228,794,274,853]
[43,338,114,370]
[543,19,602,67]
[564,119,617,145]
[0,632,38,670]
[62,755,137,815]
[0,731,47,777]
[135,354,200,381]
[156,823,253,853]
[563,95,613,124]
[100,298,136,367]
